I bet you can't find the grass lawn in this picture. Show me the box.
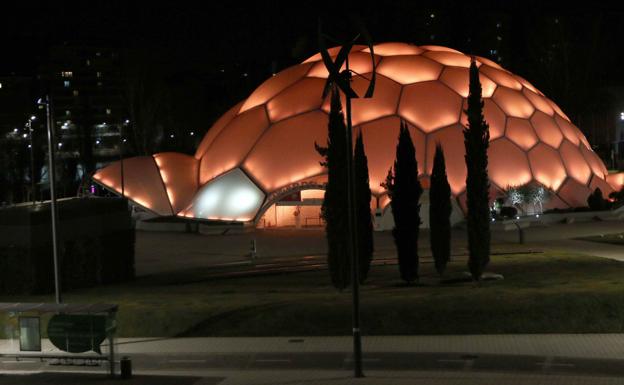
[4,251,624,337]
[577,233,624,246]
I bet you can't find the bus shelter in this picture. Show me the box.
[0,302,118,376]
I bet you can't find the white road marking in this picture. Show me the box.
[168,359,207,363]
[255,359,291,363]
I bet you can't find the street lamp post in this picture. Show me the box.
[38,96,62,304]
[27,116,37,204]
[318,20,376,378]
[120,120,128,197]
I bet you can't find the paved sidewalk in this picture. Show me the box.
[4,334,624,359]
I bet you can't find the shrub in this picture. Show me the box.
[587,188,610,211]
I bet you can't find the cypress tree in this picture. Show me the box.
[429,144,452,276]
[354,131,374,283]
[464,58,491,281]
[383,120,422,284]
[315,86,350,290]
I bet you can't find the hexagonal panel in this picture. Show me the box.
[93,156,173,216]
[607,172,624,190]
[559,140,592,185]
[554,114,580,146]
[266,77,325,122]
[188,168,265,221]
[479,66,522,90]
[545,194,570,210]
[243,111,328,192]
[199,105,269,185]
[513,74,540,94]
[578,129,591,150]
[240,63,313,113]
[422,51,471,67]
[359,116,425,194]
[558,179,591,208]
[439,66,496,98]
[505,117,538,150]
[545,97,571,122]
[321,74,400,126]
[589,174,615,196]
[474,55,504,70]
[531,111,563,148]
[488,138,532,189]
[307,51,380,78]
[492,87,534,118]
[580,145,608,178]
[153,152,199,214]
[528,144,567,191]
[302,45,367,63]
[425,124,466,194]
[376,55,443,84]
[195,101,243,159]
[399,81,462,133]
[522,88,554,116]
[420,45,463,53]
[361,42,423,56]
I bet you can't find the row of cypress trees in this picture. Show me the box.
[315,87,374,290]
[384,58,491,284]
[317,57,491,289]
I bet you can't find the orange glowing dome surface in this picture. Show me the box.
[93,42,621,221]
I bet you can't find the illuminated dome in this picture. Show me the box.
[94,42,622,224]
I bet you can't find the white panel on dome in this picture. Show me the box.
[189,168,265,221]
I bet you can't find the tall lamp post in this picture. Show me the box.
[318,20,376,378]
[27,115,37,204]
[38,96,62,304]
[120,119,129,197]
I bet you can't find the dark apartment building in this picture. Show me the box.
[44,42,127,179]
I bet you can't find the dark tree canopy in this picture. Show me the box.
[383,119,422,284]
[464,58,491,281]
[429,144,452,276]
[354,131,374,283]
[315,85,350,290]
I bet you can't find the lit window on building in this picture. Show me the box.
[96,71,102,78]
[65,110,71,116]
[86,59,91,66]
[73,90,79,96]
[64,80,70,88]
[496,35,502,41]
[106,108,111,115]
[61,71,73,78]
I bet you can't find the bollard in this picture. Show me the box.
[250,239,257,260]
[120,356,132,379]
[513,222,524,244]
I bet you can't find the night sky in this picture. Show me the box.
[2,1,624,127]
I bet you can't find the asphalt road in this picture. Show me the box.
[4,351,624,378]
